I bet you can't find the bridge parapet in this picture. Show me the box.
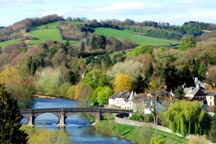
[20,108,126,127]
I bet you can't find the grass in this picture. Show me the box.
[96,115,187,144]
[64,21,82,25]
[30,21,59,31]
[0,38,22,47]
[95,28,179,46]
[28,22,78,45]
[28,29,63,45]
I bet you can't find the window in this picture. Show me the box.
[210,97,212,99]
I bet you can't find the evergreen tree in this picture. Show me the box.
[80,42,85,51]
[209,107,216,143]
[96,35,106,49]
[90,36,97,50]
[133,76,149,93]
[175,86,184,100]
[163,63,179,91]
[0,84,28,143]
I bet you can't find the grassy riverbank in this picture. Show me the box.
[22,125,71,144]
[95,114,187,144]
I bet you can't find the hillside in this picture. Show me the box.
[1,15,216,50]
[94,28,178,46]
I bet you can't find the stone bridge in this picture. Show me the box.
[20,108,125,127]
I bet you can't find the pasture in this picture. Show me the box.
[95,28,179,46]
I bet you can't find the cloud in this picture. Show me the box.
[42,9,71,16]
[75,1,163,14]
[41,1,167,18]
[191,11,216,22]
[0,0,32,2]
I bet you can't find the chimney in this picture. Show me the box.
[196,84,200,89]
[182,84,185,89]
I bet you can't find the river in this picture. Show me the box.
[21,98,133,144]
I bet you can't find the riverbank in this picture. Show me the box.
[32,94,64,99]
[22,98,132,144]
[95,114,188,144]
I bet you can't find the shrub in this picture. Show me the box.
[132,45,153,56]
[129,113,144,122]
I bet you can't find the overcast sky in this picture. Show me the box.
[1,0,216,26]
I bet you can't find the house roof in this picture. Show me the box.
[206,92,216,96]
[184,87,205,96]
[109,90,131,101]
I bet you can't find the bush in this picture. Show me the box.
[132,45,153,56]
[151,137,165,144]
[129,113,144,122]
[144,114,154,123]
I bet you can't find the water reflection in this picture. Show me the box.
[21,98,133,144]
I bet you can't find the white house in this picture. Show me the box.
[109,91,135,110]
[206,92,216,106]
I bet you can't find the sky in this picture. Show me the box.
[1,0,216,26]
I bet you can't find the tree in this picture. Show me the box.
[64,70,79,85]
[206,66,216,85]
[78,85,92,107]
[80,42,85,51]
[107,60,143,81]
[179,35,197,50]
[0,67,36,108]
[114,74,132,93]
[0,84,28,143]
[96,35,106,49]
[165,101,211,137]
[91,86,114,106]
[83,70,111,89]
[23,126,70,144]
[37,68,64,96]
[175,86,184,100]
[133,76,149,93]
[132,45,153,56]
[163,63,179,91]
[90,36,97,50]
[209,107,216,143]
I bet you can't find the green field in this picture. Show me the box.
[95,28,179,46]
[0,38,22,47]
[64,21,82,25]
[30,21,59,31]
[28,29,63,45]
[28,22,78,45]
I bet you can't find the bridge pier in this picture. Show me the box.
[95,112,101,123]
[57,112,66,127]
[28,114,35,126]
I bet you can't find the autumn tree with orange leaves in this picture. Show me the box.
[114,73,132,93]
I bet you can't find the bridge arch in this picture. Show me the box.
[20,108,125,127]
[64,112,101,124]
[34,113,60,125]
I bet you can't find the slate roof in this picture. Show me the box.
[109,90,131,101]
[184,87,202,95]
[206,92,216,96]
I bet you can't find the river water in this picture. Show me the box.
[21,98,133,144]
